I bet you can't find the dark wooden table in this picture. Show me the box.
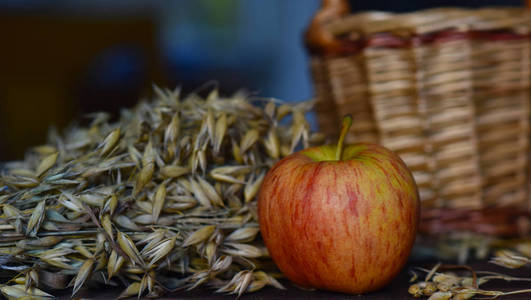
[60,262,531,299]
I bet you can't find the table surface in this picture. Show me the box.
[60,262,531,299]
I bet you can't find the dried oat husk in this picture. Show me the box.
[0,86,324,298]
[410,235,531,299]
[409,263,531,299]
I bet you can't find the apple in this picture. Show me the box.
[258,115,420,294]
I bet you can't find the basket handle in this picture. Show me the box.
[305,0,351,55]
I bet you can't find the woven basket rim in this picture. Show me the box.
[321,7,531,37]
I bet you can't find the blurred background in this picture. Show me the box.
[0,0,522,162]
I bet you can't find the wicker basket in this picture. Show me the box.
[306,0,531,236]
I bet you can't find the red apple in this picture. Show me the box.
[258,115,419,294]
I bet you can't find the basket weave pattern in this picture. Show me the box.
[308,7,531,234]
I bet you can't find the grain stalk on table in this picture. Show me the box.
[409,260,531,299]
[0,86,324,299]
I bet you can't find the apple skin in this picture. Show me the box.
[258,143,419,294]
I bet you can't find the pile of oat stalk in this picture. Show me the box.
[0,86,324,299]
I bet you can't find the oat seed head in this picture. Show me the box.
[0,87,317,297]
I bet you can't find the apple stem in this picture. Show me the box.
[335,114,353,161]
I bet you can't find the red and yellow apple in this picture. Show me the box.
[258,115,419,294]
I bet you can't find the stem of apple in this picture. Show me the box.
[335,114,353,161]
